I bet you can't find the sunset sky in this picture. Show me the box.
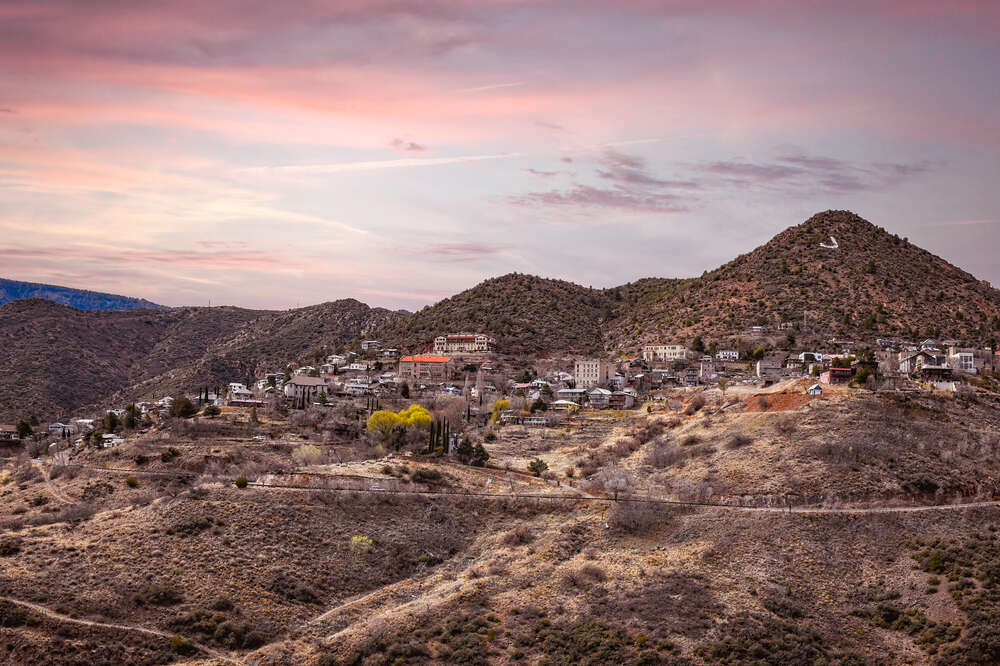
[1,0,998,310]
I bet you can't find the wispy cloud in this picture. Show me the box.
[416,242,513,263]
[456,82,525,93]
[242,153,521,175]
[389,138,428,152]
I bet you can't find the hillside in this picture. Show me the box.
[376,273,614,355]
[605,210,1000,351]
[0,299,403,422]
[4,383,1000,664]
[0,278,167,310]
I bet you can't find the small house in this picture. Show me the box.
[807,384,823,396]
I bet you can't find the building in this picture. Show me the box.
[361,340,382,351]
[899,350,940,375]
[716,350,740,361]
[807,384,824,395]
[820,367,853,384]
[398,355,454,382]
[574,359,613,389]
[608,391,635,410]
[227,383,253,402]
[587,387,612,409]
[284,375,328,402]
[0,425,19,441]
[642,344,687,363]
[433,333,496,354]
[756,354,788,378]
[555,388,588,403]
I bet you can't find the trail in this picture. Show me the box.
[0,596,236,663]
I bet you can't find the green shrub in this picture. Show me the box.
[527,458,549,476]
[125,476,138,488]
[234,476,248,489]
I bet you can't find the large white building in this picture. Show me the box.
[574,359,613,389]
[433,333,496,353]
[642,344,688,363]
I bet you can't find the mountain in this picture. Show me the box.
[376,273,615,356]
[604,210,1000,352]
[0,299,402,422]
[374,211,1000,355]
[0,278,168,310]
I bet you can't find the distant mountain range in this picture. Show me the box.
[2,210,999,421]
[0,278,167,311]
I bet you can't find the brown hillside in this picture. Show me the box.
[0,299,402,422]
[605,210,1000,352]
[376,273,613,355]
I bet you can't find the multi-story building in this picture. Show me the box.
[361,340,382,352]
[641,344,688,363]
[433,333,496,354]
[574,359,613,389]
[398,355,454,382]
[716,350,740,361]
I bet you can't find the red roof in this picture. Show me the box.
[400,355,452,363]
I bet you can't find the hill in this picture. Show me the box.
[0,278,167,310]
[0,299,402,422]
[380,211,1000,355]
[605,210,1000,351]
[376,273,615,356]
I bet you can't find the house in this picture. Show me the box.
[380,348,399,359]
[398,355,454,382]
[433,333,496,353]
[587,387,612,409]
[807,384,823,396]
[716,350,740,362]
[683,367,699,387]
[820,367,853,384]
[699,356,719,379]
[555,388,587,403]
[345,379,371,396]
[756,354,788,378]
[608,391,635,410]
[227,383,254,402]
[549,400,579,412]
[899,350,940,375]
[947,348,977,375]
[361,340,382,351]
[284,375,328,402]
[574,359,613,389]
[0,425,19,441]
[642,344,687,363]
[325,355,347,367]
[920,339,940,352]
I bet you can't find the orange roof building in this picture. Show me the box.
[399,355,454,382]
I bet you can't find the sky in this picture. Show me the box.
[1,0,998,311]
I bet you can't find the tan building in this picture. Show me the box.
[399,355,454,382]
[574,359,613,389]
[433,333,495,354]
[641,344,687,363]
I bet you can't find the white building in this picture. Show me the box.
[361,340,382,351]
[642,344,687,363]
[716,350,740,361]
[574,359,613,389]
[433,333,496,353]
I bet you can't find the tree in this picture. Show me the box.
[123,403,141,429]
[169,395,198,419]
[491,400,511,423]
[292,444,323,465]
[103,411,119,432]
[530,399,548,413]
[527,458,549,476]
[717,378,728,398]
[692,335,706,353]
[366,410,400,439]
[400,382,410,398]
[15,420,32,440]
[316,390,328,405]
[202,404,221,417]
[249,407,259,424]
